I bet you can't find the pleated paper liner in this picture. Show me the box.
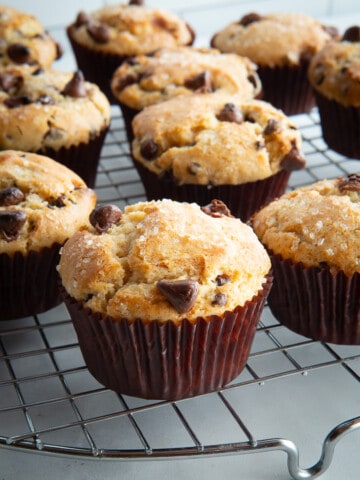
[0,243,62,321]
[133,161,291,222]
[257,63,316,116]
[267,254,360,345]
[314,90,360,159]
[39,126,108,188]
[62,275,272,400]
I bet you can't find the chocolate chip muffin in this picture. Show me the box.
[0,5,62,68]
[0,150,97,321]
[308,26,360,158]
[211,12,338,115]
[111,46,261,141]
[0,65,111,187]
[58,199,272,400]
[67,1,195,103]
[252,174,360,344]
[131,93,305,221]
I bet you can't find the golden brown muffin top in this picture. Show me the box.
[131,93,305,185]
[111,46,261,110]
[308,27,360,106]
[58,199,271,323]
[0,150,97,255]
[0,65,111,152]
[211,12,338,68]
[252,174,360,276]
[0,5,61,67]
[68,2,194,56]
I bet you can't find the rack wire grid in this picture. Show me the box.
[0,107,359,480]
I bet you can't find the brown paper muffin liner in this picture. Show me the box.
[39,127,108,188]
[0,243,63,321]
[267,254,360,345]
[132,160,291,222]
[257,63,316,116]
[314,90,360,159]
[62,275,272,400]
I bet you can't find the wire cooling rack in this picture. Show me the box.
[0,107,359,480]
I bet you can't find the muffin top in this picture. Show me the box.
[0,66,111,152]
[111,46,261,110]
[58,199,271,323]
[67,1,194,56]
[308,26,360,107]
[0,5,62,68]
[252,174,360,276]
[211,12,338,68]
[0,150,97,255]
[131,93,305,185]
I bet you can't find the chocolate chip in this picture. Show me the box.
[247,74,260,90]
[87,22,110,44]
[7,44,31,64]
[129,0,144,5]
[140,138,159,159]
[157,279,199,313]
[89,204,122,233]
[48,194,66,208]
[255,140,265,150]
[313,65,325,86]
[0,187,25,206]
[212,292,228,306]
[217,103,243,124]
[215,274,230,286]
[114,72,138,92]
[342,26,360,42]
[55,42,63,60]
[201,199,232,218]
[239,13,262,27]
[184,70,213,93]
[62,71,87,98]
[75,11,91,28]
[0,210,27,241]
[0,72,23,92]
[338,173,360,192]
[263,119,280,136]
[188,162,201,175]
[32,67,44,76]
[38,95,55,105]
[4,95,31,108]
[280,144,306,171]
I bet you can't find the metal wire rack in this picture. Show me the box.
[0,107,359,480]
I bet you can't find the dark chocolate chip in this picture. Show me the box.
[188,162,201,175]
[87,22,110,44]
[212,292,228,306]
[280,144,306,171]
[263,119,280,136]
[217,103,244,124]
[75,11,92,28]
[239,13,262,27]
[247,73,259,90]
[55,42,63,60]
[0,187,25,206]
[48,194,66,208]
[255,140,265,150]
[129,0,144,5]
[62,71,87,98]
[157,279,199,313]
[184,70,213,93]
[89,204,122,233]
[342,26,360,42]
[201,199,232,218]
[215,274,230,286]
[140,138,159,160]
[0,72,23,92]
[7,43,31,64]
[114,72,138,92]
[32,67,44,76]
[0,210,27,241]
[4,95,31,108]
[338,173,360,192]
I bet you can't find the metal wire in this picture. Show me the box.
[0,108,359,479]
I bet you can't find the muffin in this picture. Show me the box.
[308,26,360,158]
[211,12,338,115]
[0,65,111,188]
[0,5,62,68]
[58,199,272,400]
[66,1,195,103]
[111,46,262,141]
[0,150,97,321]
[252,174,360,344]
[131,93,306,221]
